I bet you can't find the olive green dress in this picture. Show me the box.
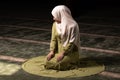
[44,22,80,71]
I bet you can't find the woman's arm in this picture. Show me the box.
[46,22,57,61]
[50,22,57,52]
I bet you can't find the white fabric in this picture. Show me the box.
[51,5,80,53]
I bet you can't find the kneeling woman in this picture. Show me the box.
[44,5,81,71]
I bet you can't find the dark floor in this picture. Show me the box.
[0,2,120,80]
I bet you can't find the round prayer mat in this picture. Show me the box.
[22,56,105,78]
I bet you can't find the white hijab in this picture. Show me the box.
[51,5,80,52]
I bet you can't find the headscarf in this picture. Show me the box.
[51,5,80,52]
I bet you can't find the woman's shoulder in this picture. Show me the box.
[52,22,56,27]
[53,22,56,25]
[52,22,56,29]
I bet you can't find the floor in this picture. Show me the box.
[0,3,120,80]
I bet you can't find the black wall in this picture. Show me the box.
[0,0,120,18]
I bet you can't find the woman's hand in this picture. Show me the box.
[46,51,55,61]
[57,52,65,62]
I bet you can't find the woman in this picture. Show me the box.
[44,5,81,70]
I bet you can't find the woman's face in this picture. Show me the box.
[53,17,61,23]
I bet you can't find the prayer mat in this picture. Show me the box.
[22,56,105,78]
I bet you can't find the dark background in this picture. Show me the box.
[0,0,120,18]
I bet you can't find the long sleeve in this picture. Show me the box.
[50,23,57,51]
